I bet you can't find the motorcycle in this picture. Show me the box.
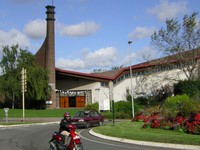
[49,124,83,150]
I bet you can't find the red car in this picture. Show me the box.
[71,110,104,128]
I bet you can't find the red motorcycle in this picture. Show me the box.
[49,124,83,150]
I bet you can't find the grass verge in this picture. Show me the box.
[93,121,200,146]
[0,108,83,125]
[0,108,83,118]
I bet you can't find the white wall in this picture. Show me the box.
[56,67,189,109]
[113,79,130,102]
[111,68,187,102]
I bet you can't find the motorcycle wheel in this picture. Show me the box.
[73,144,83,150]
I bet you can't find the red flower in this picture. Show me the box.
[185,113,200,134]
[132,113,147,122]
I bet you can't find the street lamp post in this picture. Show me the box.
[95,88,100,113]
[21,68,27,122]
[128,40,134,118]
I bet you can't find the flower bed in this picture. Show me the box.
[132,112,200,135]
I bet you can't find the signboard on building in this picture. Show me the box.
[99,99,110,111]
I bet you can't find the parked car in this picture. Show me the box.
[71,110,104,128]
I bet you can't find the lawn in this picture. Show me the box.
[93,121,200,146]
[0,108,83,118]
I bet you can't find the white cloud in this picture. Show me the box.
[147,0,188,21]
[56,47,117,71]
[60,21,100,37]
[85,47,117,67]
[129,26,156,39]
[136,46,160,62]
[56,58,86,70]
[23,19,46,39]
[0,29,30,49]
[121,50,137,67]
[121,46,160,67]
[57,46,159,72]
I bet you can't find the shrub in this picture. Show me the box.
[150,84,173,106]
[142,113,157,128]
[101,111,113,119]
[134,96,149,106]
[134,105,200,135]
[85,102,99,111]
[114,101,140,118]
[132,112,147,122]
[174,80,200,97]
[115,111,132,119]
[191,92,200,102]
[101,111,132,119]
[126,94,132,102]
[114,101,132,113]
[178,101,200,118]
[144,106,161,116]
[185,113,200,134]
[114,101,132,118]
[162,94,190,116]
[172,116,187,132]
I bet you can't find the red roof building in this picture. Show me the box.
[35,5,199,109]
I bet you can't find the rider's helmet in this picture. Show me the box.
[63,112,71,120]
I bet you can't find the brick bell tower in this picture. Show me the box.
[35,5,56,109]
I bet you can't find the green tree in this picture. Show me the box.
[27,67,50,101]
[0,44,50,109]
[111,65,123,70]
[0,45,20,108]
[151,12,200,80]
[17,48,51,105]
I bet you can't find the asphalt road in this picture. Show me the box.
[0,123,194,150]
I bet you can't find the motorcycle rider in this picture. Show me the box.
[59,112,72,144]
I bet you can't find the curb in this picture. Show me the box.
[89,129,200,150]
[0,121,59,128]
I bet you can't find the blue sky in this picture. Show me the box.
[0,0,199,73]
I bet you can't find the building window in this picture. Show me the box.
[101,82,108,87]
